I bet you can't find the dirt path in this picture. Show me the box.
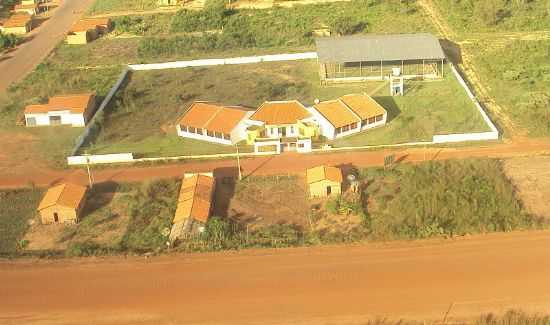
[2,138,550,189]
[417,0,523,139]
[0,0,97,92]
[2,230,550,324]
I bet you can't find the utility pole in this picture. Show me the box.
[84,154,94,188]
[235,144,242,181]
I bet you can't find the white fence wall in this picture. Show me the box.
[129,52,318,71]
[67,153,134,165]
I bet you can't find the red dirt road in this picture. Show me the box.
[0,0,96,92]
[2,138,550,188]
[2,230,550,324]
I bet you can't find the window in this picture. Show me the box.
[197,129,203,135]
[207,130,214,137]
[223,134,231,140]
[289,126,295,134]
[342,125,349,132]
[26,117,36,127]
[368,117,376,124]
[298,143,305,148]
[49,115,61,125]
[335,127,341,135]
[361,120,368,127]
[375,114,383,122]
[188,126,196,133]
[214,132,223,139]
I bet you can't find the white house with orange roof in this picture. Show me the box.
[245,100,318,154]
[176,101,253,145]
[310,93,387,140]
[24,93,97,127]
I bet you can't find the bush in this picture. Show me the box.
[0,31,18,51]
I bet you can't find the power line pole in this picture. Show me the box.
[84,154,94,188]
[235,144,242,181]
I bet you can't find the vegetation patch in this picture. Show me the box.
[433,0,550,34]
[0,188,43,255]
[469,39,550,136]
[87,0,158,15]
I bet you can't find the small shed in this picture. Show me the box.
[67,18,112,45]
[24,92,97,127]
[306,165,343,198]
[37,183,88,224]
[0,13,33,35]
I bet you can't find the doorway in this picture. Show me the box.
[49,115,61,125]
[53,212,59,223]
[326,186,332,195]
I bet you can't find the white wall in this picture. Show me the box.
[360,112,387,131]
[230,111,254,144]
[25,112,86,127]
[176,125,232,145]
[67,153,134,165]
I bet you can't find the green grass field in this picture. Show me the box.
[84,61,489,157]
[467,39,550,136]
[433,0,550,35]
[0,188,43,255]
[87,0,158,15]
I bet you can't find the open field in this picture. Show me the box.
[0,188,43,254]
[466,39,550,137]
[87,0,158,15]
[432,0,550,35]
[83,61,489,157]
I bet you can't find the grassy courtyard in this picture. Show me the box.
[83,60,490,157]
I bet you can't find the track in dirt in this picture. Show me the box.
[2,230,550,325]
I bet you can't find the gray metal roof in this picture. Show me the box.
[315,33,446,63]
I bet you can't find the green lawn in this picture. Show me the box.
[331,66,491,147]
[83,61,490,157]
[467,39,550,137]
[0,188,43,255]
[432,0,550,35]
[87,0,159,15]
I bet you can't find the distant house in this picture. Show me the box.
[13,3,39,16]
[310,93,387,140]
[24,92,97,127]
[67,18,112,45]
[176,101,253,145]
[0,13,32,35]
[315,33,446,84]
[158,0,180,6]
[306,165,342,198]
[37,183,88,224]
[245,100,318,154]
[169,174,215,242]
[21,0,43,5]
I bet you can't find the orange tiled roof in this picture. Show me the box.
[178,102,249,134]
[24,93,96,114]
[2,13,31,28]
[306,165,343,184]
[313,99,359,128]
[37,183,87,211]
[70,18,111,33]
[13,3,38,10]
[339,94,386,120]
[249,100,311,125]
[173,174,215,224]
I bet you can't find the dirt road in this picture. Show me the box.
[0,0,96,92]
[2,137,550,189]
[2,230,550,324]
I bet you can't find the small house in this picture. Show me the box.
[24,92,97,127]
[310,93,387,140]
[306,165,343,198]
[245,100,318,153]
[37,183,88,224]
[158,0,180,6]
[67,18,112,44]
[177,101,253,145]
[0,13,32,35]
[13,3,39,16]
[169,174,215,242]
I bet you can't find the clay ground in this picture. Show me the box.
[2,230,550,325]
[503,156,550,220]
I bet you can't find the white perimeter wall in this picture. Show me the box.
[67,153,134,165]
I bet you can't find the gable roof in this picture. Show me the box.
[313,99,359,128]
[2,13,32,28]
[315,33,446,64]
[37,183,87,211]
[174,174,215,224]
[249,100,311,125]
[339,94,386,120]
[307,166,343,184]
[24,93,96,114]
[178,102,249,134]
[70,18,111,33]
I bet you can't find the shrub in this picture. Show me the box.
[0,31,18,50]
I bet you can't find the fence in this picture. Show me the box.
[128,52,319,71]
[67,153,134,165]
[69,67,131,156]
